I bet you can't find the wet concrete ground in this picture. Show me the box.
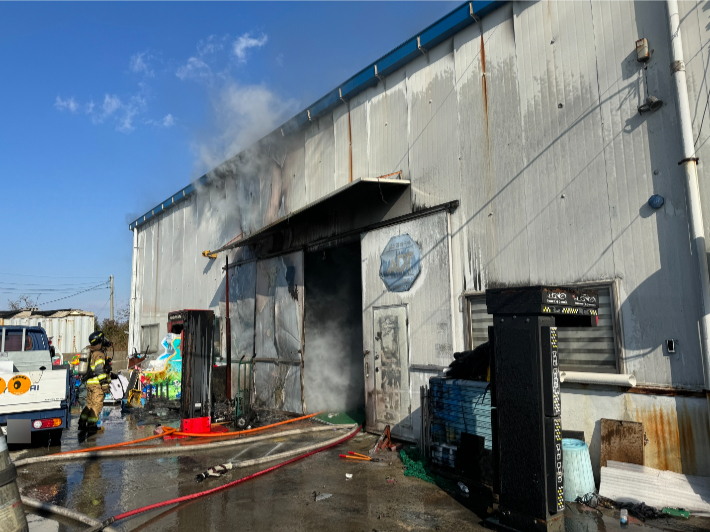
[11,405,710,532]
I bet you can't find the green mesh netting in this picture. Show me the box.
[400,448,455,489]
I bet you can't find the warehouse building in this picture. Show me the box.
[128,1,710,480]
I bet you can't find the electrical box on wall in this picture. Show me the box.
[636,38,649,62]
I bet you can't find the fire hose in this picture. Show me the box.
[14,424,347,467]
[14,412,321,467]
[83,424,361,531]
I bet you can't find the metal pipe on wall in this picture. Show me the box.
[667,0,710,406]
[225,255,232,400]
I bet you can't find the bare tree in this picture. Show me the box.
[7,295,38,311]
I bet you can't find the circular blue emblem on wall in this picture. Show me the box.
[379,234,421,292]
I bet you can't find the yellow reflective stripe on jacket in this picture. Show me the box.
[87,374,107,385]
[90,359,105,369]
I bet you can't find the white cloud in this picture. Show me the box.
[55,96,79,113]
[275,53,284,67]
[232,32,268,63]
[129,51,154,77]
[162,114,175,127]
[196,35,226,56]
[176,56,212,81]
[195,81,298,171]
[102,94,121,116]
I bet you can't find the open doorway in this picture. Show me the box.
[303,240,365,419]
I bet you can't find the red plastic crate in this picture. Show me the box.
[180,416,211,434]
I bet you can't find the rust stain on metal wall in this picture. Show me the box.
[677,404,696,474]
[675,397,710,476]
[634,404,682,473]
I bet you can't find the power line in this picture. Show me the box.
[0,280,104,287]
[96,295,111,321]
[0,271,106,280]
[38,282,110,307]
[0,287,104,293]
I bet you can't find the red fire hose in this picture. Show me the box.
[88,424,361,531]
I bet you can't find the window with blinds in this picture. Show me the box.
[467,285,618,373]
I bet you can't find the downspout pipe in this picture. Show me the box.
[667,0,710,402]
[128,227,139,356]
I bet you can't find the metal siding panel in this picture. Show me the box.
[454,5,531,296]
[254,252,303,361]
[361,211,452,442]
[590,0,703,387]
[406,37,459,209]
[367,68,410,180]
[142,222,156,321]
[304,115,336,205]
[229,262,256,360]
[349,90,369,181]
[181,196,197,309]
[156,207,173,327]
[333,102,351,186]
[281,132,307,214]
[170,202,185,314]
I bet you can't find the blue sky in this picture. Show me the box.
[0,1,459,321]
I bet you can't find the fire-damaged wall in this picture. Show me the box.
[128,1,710,471]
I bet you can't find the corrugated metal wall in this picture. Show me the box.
[131,1,707,392]
[2,313,94,355]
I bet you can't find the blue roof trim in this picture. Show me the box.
[129,0,503,231]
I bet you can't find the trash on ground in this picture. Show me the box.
[370,425,402,454]
[600,460,710,513]
[620,509,628,525]
[662,507,690,519]
[345,473,353,480]
[619,502,663,522]
[313,492,332,502]
[386,477,396,484]
[458,482,469,495]
[196,462,233,482]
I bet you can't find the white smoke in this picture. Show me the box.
[193,81,298,175]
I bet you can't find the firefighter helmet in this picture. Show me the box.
[89,331,105,347]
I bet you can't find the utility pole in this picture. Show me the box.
[110,275,114,321]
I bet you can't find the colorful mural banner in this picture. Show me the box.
[142,333,182,399]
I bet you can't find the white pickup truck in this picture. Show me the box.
[0,325,73,444]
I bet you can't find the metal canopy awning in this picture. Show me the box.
[211,177,411,254]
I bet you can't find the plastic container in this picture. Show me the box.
[620,509,628,525]
[562,438,595,501]
[180,416,211,434]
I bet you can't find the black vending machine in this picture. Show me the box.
[167,309,215,421]
[486,286,599,532]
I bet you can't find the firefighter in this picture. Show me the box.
[78,331,111,431]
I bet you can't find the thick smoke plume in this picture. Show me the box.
[304,243,364,414]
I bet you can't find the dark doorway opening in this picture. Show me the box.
[304,240,365,417]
